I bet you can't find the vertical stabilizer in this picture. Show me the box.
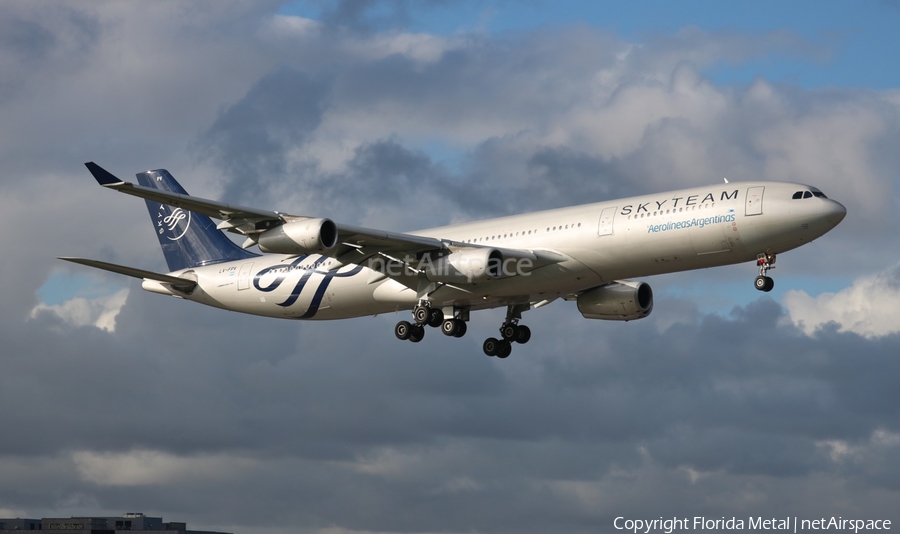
[136,169,258,272]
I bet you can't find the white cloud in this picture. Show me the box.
[72,449,259,486]
[782,263,900,338]
[816,429,900,463]
[0,508,28,519]
[30,288,129,332]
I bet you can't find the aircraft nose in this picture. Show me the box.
[820,199,847,228]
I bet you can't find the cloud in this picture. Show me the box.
[72,449,260,486]
[30,288,129,332]
[782,263,900,338]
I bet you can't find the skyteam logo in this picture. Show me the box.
[157,204,191,241]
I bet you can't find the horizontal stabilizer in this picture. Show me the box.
[58,257,198,291]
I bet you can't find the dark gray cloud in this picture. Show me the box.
[5,294,900,532]
[196,67,332,203]
[2,1,900,533]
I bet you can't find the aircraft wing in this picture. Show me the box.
[86,162,444,252]
[85,163,563,280]
[86,162,284,227]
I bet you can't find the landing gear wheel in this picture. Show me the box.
[754,275,774,292]
[413,306,430,325]
[483,337,501,357]
[453,321,467,338]
[500,323,519,341]
[427,308,444,328]
[515,325,531,344]
[441,319,458,336]
[441,318,467,337]
[409,325,425,343]
[395,320,412,341]
[496,342,512,359]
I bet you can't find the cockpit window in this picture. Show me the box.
[793,190,828,200]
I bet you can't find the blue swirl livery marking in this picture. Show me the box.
[252,255,363,318]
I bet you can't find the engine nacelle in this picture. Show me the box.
[257,218,338,254]
[423,248,505,284]
[577,280,653,321]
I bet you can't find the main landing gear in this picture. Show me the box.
[482,304,531,359]
[394,302,531,360]
[754,252,776,292]
[395,302,468,343]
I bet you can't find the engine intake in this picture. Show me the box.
[257,218,338,254]
[577,280,653,321]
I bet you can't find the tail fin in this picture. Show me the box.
[136,169,258,272]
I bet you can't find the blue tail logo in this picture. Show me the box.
[158,206,191,241]
[137,169,258,272]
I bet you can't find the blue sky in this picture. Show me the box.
[284,0,900,88]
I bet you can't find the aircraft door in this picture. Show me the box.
[238,262,254,290]
[598,207,616,236]
[745,186,764,216]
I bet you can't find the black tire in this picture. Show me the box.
[409,325,425,343]
[483,337,500,356]
[413,306,430,325]
[754,276,768,291]
[500,323,519,341]
[394,320,412,341]
[441,319,458,336]
[453,321,467,338]
[763,276,775,292]
[428,308,444,328]
[497,342,512,359]
[515,325,531,344]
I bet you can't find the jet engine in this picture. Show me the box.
[423,248,507,284]
[577,280,653,321]
[256,218,338,254]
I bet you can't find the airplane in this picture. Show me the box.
[62,162,846,358]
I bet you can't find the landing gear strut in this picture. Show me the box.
[483,304,531,358]
[754,252,776,292]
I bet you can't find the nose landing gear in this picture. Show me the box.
[754,252,776,292]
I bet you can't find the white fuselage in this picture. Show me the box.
[151,181,845,320]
